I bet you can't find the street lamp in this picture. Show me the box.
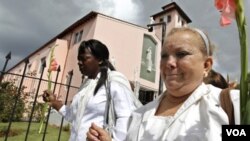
[147,22,166,95]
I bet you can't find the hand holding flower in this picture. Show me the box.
[42,90,56,103]
[38,44,58,133]
[42,89,63,111]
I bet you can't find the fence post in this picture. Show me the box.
[58,70,73,141]
[24,60,46,141]
[0,52,11,84]
[42,65,61,141]
[4,57,28,141]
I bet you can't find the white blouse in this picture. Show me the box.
[126,83,240,141]
[59,71,141,141]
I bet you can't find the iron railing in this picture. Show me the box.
[0,52,79,141]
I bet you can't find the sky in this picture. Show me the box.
[0,0,249,82]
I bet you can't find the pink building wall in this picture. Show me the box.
[93,15,161,90]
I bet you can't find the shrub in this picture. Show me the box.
[0,81,25,122]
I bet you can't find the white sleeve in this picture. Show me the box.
[58,93,80,123]
[230,89,240,124]
[110,82,138,141]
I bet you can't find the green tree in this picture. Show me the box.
[0,81,25,122]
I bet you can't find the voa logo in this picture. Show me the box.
[226,129,246,136]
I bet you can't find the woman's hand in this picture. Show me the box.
[86,123,112,141]
[42,90,56,103]
[42,90,63,111]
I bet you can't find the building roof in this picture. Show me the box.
[151,2,192,23]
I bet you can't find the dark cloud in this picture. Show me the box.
[0,0,83,70]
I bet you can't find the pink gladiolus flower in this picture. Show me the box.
[220,15,232,26]
[51,58,58,66]
[215,0,236,26]
[215,0,249,124]
[39,44,58,134]
[48,58,58,72]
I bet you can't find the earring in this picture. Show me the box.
[99,61,103,65]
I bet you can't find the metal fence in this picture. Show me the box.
[0,52,155,141]
[0,52,79,141]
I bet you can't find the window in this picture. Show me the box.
[182,20,185,26]
[73,32,79,44]
[28,64,32,70]
[39,57,46,74]
[26,64,32,75]
[73,29,84,44]
[65,72,71,90]
[15,69,22,86]
[159,18,164,22]
[78,30,83,42]
[167,15,171,23]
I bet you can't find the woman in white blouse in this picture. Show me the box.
[43,39,141,141]
[86,27,239,141]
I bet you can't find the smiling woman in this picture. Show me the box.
[86,27,240,141]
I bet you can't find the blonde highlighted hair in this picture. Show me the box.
[166,27,215,56]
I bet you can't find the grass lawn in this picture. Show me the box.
[0,122,70,141]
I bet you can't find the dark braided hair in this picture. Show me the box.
[78,39,116,95]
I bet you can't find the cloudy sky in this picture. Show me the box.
[0,0,249,82]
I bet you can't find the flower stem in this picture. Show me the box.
[38,44,57,133]
[235,0,249,124]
